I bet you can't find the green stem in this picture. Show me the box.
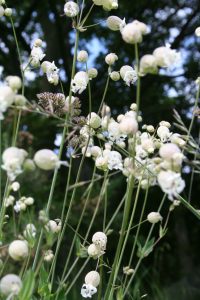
[178,195,200,220]
[104,176,135,299]
[134,43,141,112]
[107,180,141,300]
[123,195,166,297]
[32,29,80,272]
[98,75,110,115]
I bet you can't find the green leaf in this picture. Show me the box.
[18,269,35,300]
[38,265,52,298]
[116,287,123,300]
[137,238,155,258]
[159,225,168,238]
[76,237,88,258]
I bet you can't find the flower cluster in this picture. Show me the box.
[81,232,107,298]
[77,102,186,201]
[0,76,27,120]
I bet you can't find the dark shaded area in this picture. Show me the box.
[0,0,200,299]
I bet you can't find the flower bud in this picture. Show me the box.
[195,27,200,37]
[88,68,98,79]
[140,54,158,75]
[64,1,79,17]
[87,244,101,259]
[77,50,88,62]
[4,7,12,17]
[110,71,120,81]
[121,22,142,44]
[14,94,27,106]
[34,149,59,170]
[0,274,22,296]
[105,53,118,65]
[87,112,101,129]
[34,38,43,47]
[8,240,29,261]
[23,159,36,172]
[107,16,125,31]
[85,271,100,287]
[6,76,22,92]
[147,212,162,224]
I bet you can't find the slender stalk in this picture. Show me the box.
[124,185,149,287]
[98,75,110,115]
[123,195,166,297]
[32,29,80,272]
[177,195,200,220]
[134,43,141,111]
[107,180,141,300]
[104,176,135,299]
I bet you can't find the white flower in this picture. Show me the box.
[132,20,148,35]
[45,220,61,233]
[81,271,100,298]
[41,61,59,85]
[159,143,181,160]
[91,146,102,157]
[107,150,123,170]
[44,250,54,262]
[153,44,181,68]
[105,53,118,65]
[2,147,28,181]
[88,243,103,259]
[30,46,45,67]
[119,116,138,135]
[107,120,126,144]
[64,1,79,17]
[92,232,107,251]
[121,22,143,44]
[107,16,126,31]
[14,200,26,213]
[95,155,108,171]
[147,212,162,223]
[157,170,185,200]
[140,54,158,75]
[11,181,20,192]
[5,195,15,207]
[71,71,89,94]
[8,240,29,261]
[6,76,22,92]
[23,224,37,239]
[81,284,97,298]
[195,27,200,37]
[0,86,15,119]
[34,149,59,170]
[157,126,171,142]
[120,65,138,86]
[0,274,22,296]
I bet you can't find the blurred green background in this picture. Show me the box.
[0,0,200,299]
